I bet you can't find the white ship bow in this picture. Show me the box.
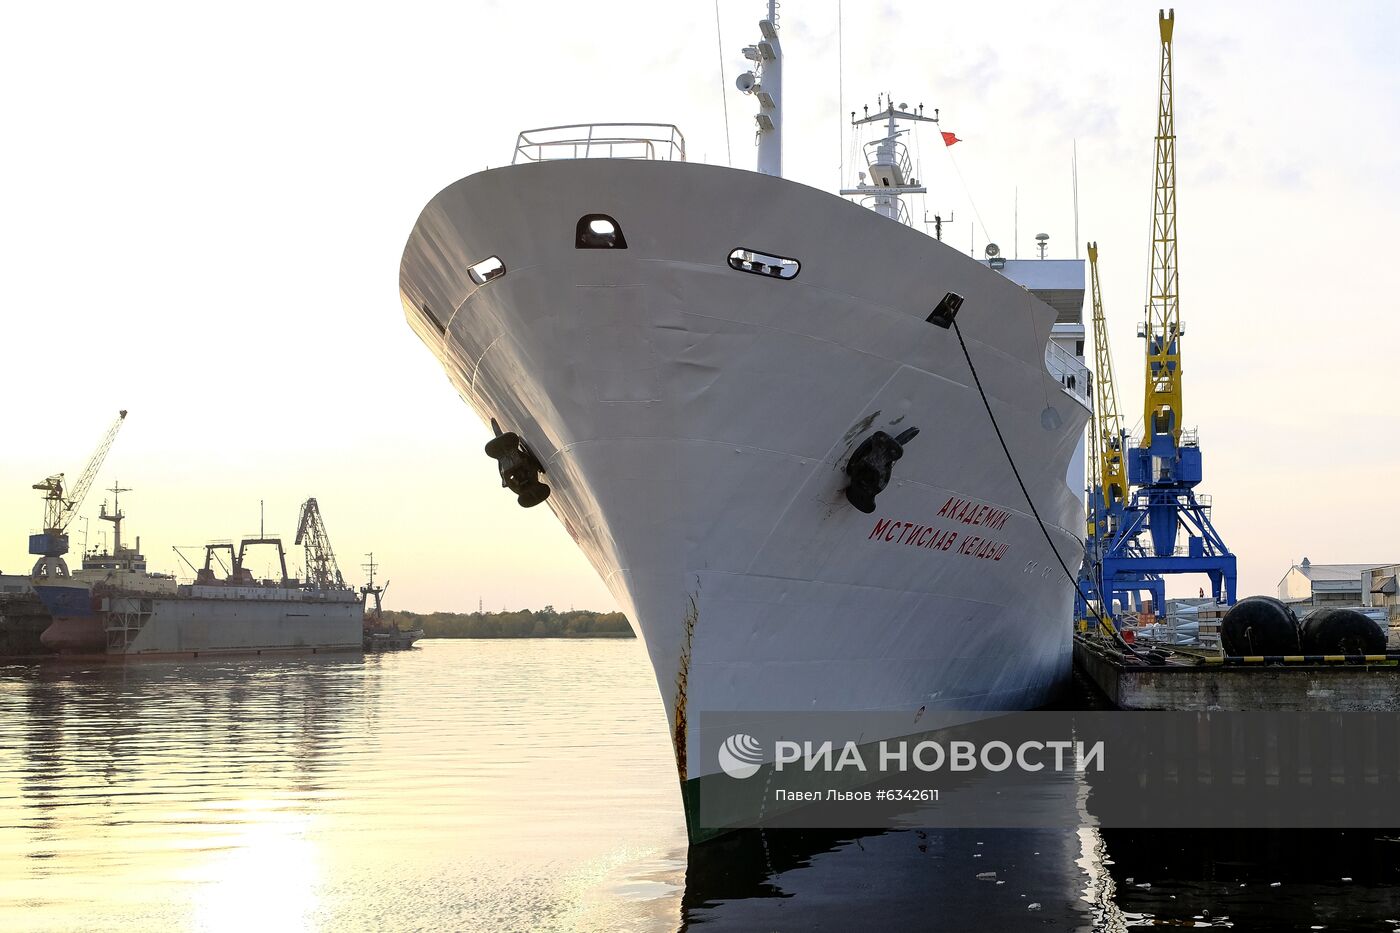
[400,154,1090,803]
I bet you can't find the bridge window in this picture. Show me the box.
[576,214,628,249]
[727,247,800,280]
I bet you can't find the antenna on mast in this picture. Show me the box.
[837,0,844,189]
[1073,140,1081,259]
[736,0,783,176]
[843,94,938,224]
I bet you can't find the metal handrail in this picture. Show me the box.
[1045,341,1091,403]
[855,195,911,226]
[1129,429,1203,448]
[863,137,913,182]
[513,123,687,164]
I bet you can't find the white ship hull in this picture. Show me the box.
[399,160,1089,813]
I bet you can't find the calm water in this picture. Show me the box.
[2,640,1399,932]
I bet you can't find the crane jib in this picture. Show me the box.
[29,409,128,576]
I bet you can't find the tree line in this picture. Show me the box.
[382,606,634,638]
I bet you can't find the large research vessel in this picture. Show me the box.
[398,3,1090,837]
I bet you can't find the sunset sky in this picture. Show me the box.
[2,1,1397,613]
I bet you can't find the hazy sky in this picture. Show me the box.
[3,1,1397,612]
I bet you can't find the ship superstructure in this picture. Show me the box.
[399,2,1090,839]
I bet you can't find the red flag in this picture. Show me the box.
[941,131,962,147]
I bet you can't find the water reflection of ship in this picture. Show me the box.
[668,703,1400,930]
[672,823,1400,929]
[671,750,1116,926]
[1095,828,1400,929]
[5,652,374,888]
[359,553,422,652]
[678,826,1098,929]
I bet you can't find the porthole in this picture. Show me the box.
[727,247,799,280]
[468,255,506,285]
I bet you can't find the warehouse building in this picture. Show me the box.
[1363,564,1400,623]
[1277,558,1384,614]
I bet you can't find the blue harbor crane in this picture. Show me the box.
[1075,244,1162,625]
[1098,9,1237,613]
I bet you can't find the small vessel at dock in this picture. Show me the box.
[360,554,422,651]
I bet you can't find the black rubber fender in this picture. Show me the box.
[1299,608,1386,655]
[1221,596,1300,656]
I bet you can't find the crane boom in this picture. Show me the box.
[295,498,345,590]
[1077,242,1135,626]
[30,409,128,577]
[1142,8,1182,446]
[1084,371,1102,540]
[1088,244,1126,514]
[62,411,128,532]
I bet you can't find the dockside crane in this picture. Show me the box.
[1077,244,1161,623]
[1099,9,1237,611]
[30,410,128,578]
[295,497,345,590]
[1088,242,1128,538]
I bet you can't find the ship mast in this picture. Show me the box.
[99,482,132,555]
[736,0,782,176]
[842,96,937,225]
[360,553,384,621]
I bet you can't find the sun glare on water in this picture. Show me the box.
[184,802,321,932]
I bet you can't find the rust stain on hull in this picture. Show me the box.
[836,410,882,471]
[672,590,699,783]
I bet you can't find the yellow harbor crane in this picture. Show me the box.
[1088,243,1127,530]
[1076,244,1134,625]
[1101,8,1237,608]
[1142,9,1183,446]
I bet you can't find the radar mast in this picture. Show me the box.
[842,96,939,225]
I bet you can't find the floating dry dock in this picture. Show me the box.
[1074,634,1400,711]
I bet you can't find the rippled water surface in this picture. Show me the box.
[0,640,685,932]
[4,640,1400,932]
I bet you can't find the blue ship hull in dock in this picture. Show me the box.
[33,583,104,653]
[33,584,98,620]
